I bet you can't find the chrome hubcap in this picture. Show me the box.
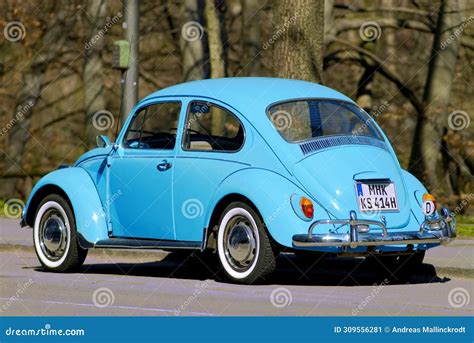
[224,216,257,272]
[228,224,255,262]
[40,211,67,261]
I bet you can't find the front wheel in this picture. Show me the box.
[33,194,87,272]
[217,202,276,284]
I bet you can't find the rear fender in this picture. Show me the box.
[401,169,428,224]
[205,168,329,248]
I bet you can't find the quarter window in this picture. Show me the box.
[183,102,244,152]
[124,102,181,150]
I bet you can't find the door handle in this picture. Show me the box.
[157,160,172,171]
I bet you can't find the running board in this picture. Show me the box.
[93,237,201,250]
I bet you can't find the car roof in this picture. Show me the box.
[139,78,357,162]
[142,77,355,113]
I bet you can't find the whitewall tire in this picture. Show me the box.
[33,194,87,272]
[217,202,276,284]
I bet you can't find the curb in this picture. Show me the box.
[0,243,170,260]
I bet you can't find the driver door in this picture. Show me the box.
[107,101,182,240]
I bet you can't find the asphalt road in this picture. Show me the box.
[0,218,473,316]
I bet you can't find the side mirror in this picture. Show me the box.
[96,135,111,148]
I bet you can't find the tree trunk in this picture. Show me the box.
[324,0,335,36]
[205,0,226,79]
[180,0,209,81]
[241,0,261,76]
[272,0,324,83]
[83,0,107,148]
[409,0,466,197]
[205,0,226,135]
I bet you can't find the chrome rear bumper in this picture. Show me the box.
[292,208,456,248]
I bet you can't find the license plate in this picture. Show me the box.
[355,182,399,212]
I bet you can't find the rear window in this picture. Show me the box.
[267,99,383,142]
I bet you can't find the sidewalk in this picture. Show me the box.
[1,218,473,273]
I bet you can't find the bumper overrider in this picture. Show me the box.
[292,208,456,249]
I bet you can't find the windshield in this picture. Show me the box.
[267,99,383,142]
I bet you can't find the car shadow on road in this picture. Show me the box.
[43,251,451,287]
[272,254,451,286]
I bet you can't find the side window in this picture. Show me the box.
[124,102,181,150]
[183,101,244,152]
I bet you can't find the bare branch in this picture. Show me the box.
[326,37,424,115]
[334,3,433,17]
[36,86,83,112]
[138,66,167,89]
[333,18,433,36]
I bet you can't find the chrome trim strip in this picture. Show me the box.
[293,237,449,248]
[94,238,201,250]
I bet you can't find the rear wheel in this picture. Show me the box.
[217,202,276,284]
[33,194,87,272]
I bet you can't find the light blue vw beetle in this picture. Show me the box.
[21,78,456,284]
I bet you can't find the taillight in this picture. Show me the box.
[300,197,314,219]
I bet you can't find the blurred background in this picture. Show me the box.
[0,0,472,219]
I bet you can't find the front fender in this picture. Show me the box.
[205,168,329,248]
[23,167,109,246]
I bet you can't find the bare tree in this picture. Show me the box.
[4,2,78,197]
[205,0,226,135]
[180,0,209,81]
[273,0,324,83]
[409,0,467,196]
[205,0,226,79]
[241,0,261,76]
